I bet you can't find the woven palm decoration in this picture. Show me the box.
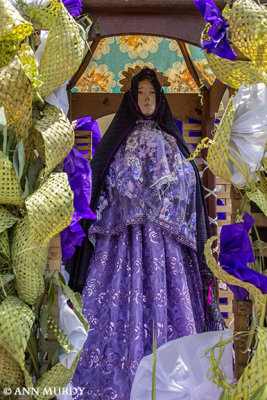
[0,205,19,233]
[207,97,235,183]
[0,345,24,391]
[0,151,23,206]
[33,350,82,400]
[0,295,35,369]
[0,228,15,303]
[0,230,9,265]
[231,327,267,399]
[229,0,267,73]
[204,236,266,324]
[32,0,86,98]
[0,56,32,141]
[0,40,19,69]
[33,104,74,179]
[25,172,74,246]
[201,26,267,89]
[11,216,47,306]
[246,186,267,217]
[25,0,61,30]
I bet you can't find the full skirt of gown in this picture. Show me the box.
[72,223,206,399]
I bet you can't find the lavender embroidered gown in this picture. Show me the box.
[72,120,209,399]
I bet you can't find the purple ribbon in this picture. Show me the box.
[219,212,267,300]
[193,0,237,60]
[62,0,83,18]
[75,116,102,157]
[61,148,96,260]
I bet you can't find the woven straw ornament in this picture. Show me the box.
[0,40,19,69]
[33,350,82,400]
[11,216,47,306]
[25,172,74,246]
[0,228,15,303]
[207,97,235,183]
[33,104,74,179]
[0,205,20,233]
[0,230,10,265]
[204,236,266,325]
[0,345,24,391]
[25,0,61,31]
[0,151,23,206]
[229,0,267,73]
[36,0,86,98]
[231,327,267,399]
[201,25,267,89]
[0,295,35,369]
[0,56,32,141]
[11,173,73,305]
[247,187,267,217]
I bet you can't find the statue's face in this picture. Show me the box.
[137,79,156,117]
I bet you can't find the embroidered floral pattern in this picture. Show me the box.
[117,35,163,59]
[75,62,116,92]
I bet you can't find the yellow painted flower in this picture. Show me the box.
[93,37,115,60]
[165,62,198,93]
[75,62,116,92]
[117,35,163,59]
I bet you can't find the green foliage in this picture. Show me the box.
[39,306,48,343]
[13,140,25,181]
[22,156,44,199]
[77,15,92,47]
[0,106,8,159]
[205,333,236,391]
[219,388,230,400]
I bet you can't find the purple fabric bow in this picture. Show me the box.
[75,116,102,157]
[193,0,237,60]
[219,212,267,300]
[62,0,83,18]
[61,148,96,260]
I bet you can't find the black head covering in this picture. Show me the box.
[90,68,190,209]
[65,67,224,330]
